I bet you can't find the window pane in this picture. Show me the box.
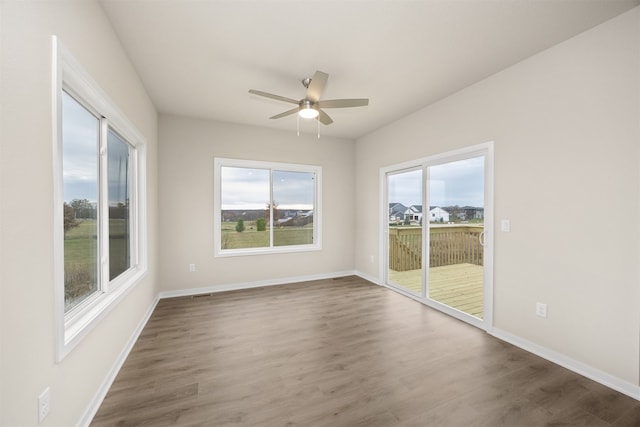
[108,129,131,280]
[62,91,99,312]
[220,166,270,249]
[272,170,314,247]
[387,168,423,295]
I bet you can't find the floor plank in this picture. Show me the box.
[91,276,638,426]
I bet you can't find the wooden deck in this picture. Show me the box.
[389,263,483,318]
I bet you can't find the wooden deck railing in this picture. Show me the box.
[388,225,484,271]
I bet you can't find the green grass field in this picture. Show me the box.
[64,219,129,310]
[221,220,313,249]
[64,220,98,309]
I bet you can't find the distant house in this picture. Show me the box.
[459,206,484,220]
[405,205,422,223]
[429,207,450,223]
[276,210,313,226]
[464,206,484,219]
[389,202,407,222]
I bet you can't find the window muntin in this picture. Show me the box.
[215,158,321,256]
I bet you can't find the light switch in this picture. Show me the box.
[501,219,511,232]
[536,302,547,318]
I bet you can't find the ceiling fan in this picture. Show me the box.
[249,70,369,126]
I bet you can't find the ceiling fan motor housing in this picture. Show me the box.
[299,99,315,109]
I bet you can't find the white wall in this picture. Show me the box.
[0,2,159,425]
[158,115,356,292]
[356,8,640,386]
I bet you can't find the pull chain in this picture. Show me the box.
[295,115,320,138]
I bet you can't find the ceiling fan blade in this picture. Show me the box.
[249,89,299,105]
[318,108,333,125]
[270,107,300,120]
[317,98,369,109]
[305,71,329,102]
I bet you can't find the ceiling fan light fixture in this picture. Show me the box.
[298,100,318,119]
[299,107,319,119]
[249,70,368,127]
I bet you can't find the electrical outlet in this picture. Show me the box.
[369,255,374,263]
[38,387,50,423]
[189,263,196,272]
[536,302,547,318]
[501,219,511,232]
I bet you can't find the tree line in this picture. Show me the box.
[63,198,129,233]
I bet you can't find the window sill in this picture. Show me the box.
[58,267,147,362]
[215,243,321,258]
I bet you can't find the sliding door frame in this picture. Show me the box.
[380,141,494,332]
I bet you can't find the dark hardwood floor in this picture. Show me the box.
[91,276,640,426]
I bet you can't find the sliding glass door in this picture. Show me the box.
[384,144,492,329]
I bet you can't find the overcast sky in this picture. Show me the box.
[63,91,99,203]
[388,157,484,207]
[63,92,131,205]
[221,167,314,210]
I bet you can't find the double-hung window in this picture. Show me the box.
[53,38,147,361]
[214,158,322,256]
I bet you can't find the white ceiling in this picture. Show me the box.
[99,0,639,140]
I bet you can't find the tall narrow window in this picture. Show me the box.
[215,158,321,256]
[62,92,138,311]
[61,89,140,311]
[107,129,131,280]
[62,91,99,311]
[54,37,147,360]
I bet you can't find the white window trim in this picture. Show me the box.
[52,36,148,362]
[214,157,322,257]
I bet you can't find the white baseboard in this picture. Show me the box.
[492,327,640,401]
[158,270,358,299]
[76,294,160,427]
